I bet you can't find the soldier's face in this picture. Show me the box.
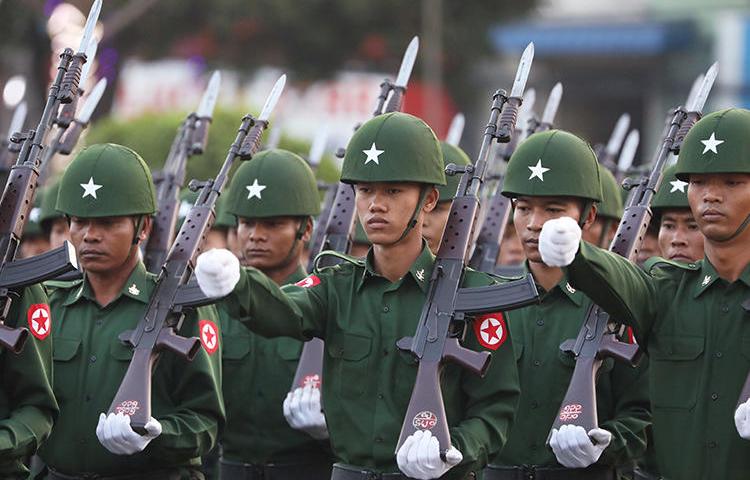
[237,216,309,271]
[582,218,618,248]
[422,201,452,254]
[688,173,750,242]
[498,223,525,265]
[49,218,70,249]
[513,196,585,263]
[658,209,704,263]
[355,182,437,246]
[69,216,147,273]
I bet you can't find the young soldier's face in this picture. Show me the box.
[583,218,618,248]
[513,196,586,263]
[498,223,525,265]
[422,201,451,254]
[355,182,435,246]
[69,216,144,273]
[688,173,750,242]
[49,217,70,249]
[19,236,50,259]
[237,216,307,271]
[658,209,704,263]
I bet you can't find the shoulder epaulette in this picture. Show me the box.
[312,250,365,275]
[643,256,700,274]
[43,278,83,291]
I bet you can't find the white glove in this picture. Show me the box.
[195,248,240,298]
[549,425,611,469]
[539,217,582,267]
[734,399,750,439]
[96,412,161,455]
[396,430,462,480]
[283,385,329,440]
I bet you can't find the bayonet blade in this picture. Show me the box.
[690,62,718,113]
[617,130,639,173]
[685,74,703,112]
[79,38,99,89]
[196,71,221,119]
[541,82,563,125]
[77,0,102,54]
[516,89,536,145]
[308,126,329,167]
[445,113,465,146]
[7,101,27,138]
[605,113,631,157]
[394,36,419,88]
[510,42,534,98]
[77,78,107,124]
[258,74,286,122]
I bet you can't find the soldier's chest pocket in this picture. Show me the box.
[222,335,252,362]
[326,332,372,399]
[52,338,82,400]
[110,339,135,362]
[649,335,704,410]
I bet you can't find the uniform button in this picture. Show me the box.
[711,392,719,400]
[383,348,389,356]
[536,319,544,326]
[715,352,723,358]
[708,441,717,448]
[383,306,390,313]
[530,444,538,451]
[89,355,97,363]
[85,394,91,402]
[533,360,541,367]
[531,401,539,409]
[375,437,383,443]
[721,304,729,313]
[96,319,103,326]
[378,393,384,400]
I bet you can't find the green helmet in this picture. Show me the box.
[675,108,750,180]
[652,164,690,211]
[502,130,602,202]
[214,187,236,229]
[56,143,157,218]
[340,112,445,186]
[227,149,320,219]
[597,165,624,219]
[39,181,64,228]
[437,142,471,202]
[23,191,44,237]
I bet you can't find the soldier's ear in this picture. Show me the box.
[422,186,439,213]
[138,216,153,243]
[581,203,597,230]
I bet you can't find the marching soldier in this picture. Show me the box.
[217,148,333,479]
[582,165,623,248]
[194,112,521,479]
[486,130,650,480]
[0,283,58,478]
[537,108,750,479]
[422,141,471,254]
[19,192,50,258]
[36,143,224,479]
[39,181,70,249]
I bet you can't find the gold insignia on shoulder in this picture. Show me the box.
[128,283,140,296]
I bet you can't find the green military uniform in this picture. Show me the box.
[489,131,649,478]
[217,113,521,478]
[0,284,58,478]
[39,144,224,478]
[563,109,750,479]
[218,149,332,477]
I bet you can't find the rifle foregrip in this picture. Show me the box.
[454,275,539,314]
[672,111,701,153]
[443,337,490,376]
[599,334,642,366]
[58,122,83,155]
[496,97,522,143]
[156,328,201,361]
[59,54,85,104]
[190,119,211,155]
[239,122,267,160]
[0,324,29,354]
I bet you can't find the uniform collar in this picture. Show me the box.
[283,264,308,285]
[524,261,584,306]
[693,257,750,298]
[358,241,435,293]
[63,261,153,307]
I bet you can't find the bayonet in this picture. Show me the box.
[308,126,329,168]
[77,0,102,55]
[616,129,639,176]
[77,78,107,124]
[395,36,419,88]
[78,38,99,90]
[497,42,534,142]
[258,75,286,122]
[7,101,27,139]
[537,82,562,132]
[445,113,465,147]
[674,62,719,152]
[685,74,704,113]
[605,113,630,158]
[196,71,221,119]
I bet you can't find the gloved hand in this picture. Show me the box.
[734,399,750,439]
[195,248,240,298]
[283,385,329,440]
[396,430,463,480]
[549,424,611,469]
[96,412,161,455]
[539,217,582,267]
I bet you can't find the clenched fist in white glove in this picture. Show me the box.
[539,217,581,267]
[734,399,750,439]
[283,385,329,440]
[549,424,611,469]
[96,412,161,455]
[195,248,240,298]
[396,430,462,480]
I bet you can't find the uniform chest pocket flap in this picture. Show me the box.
[53,338,81,361]
[326,332,371,361]
[222,335,251,360]
[649,335,704,410]
[326,332,372,398]
[110,339,134,361]
[276,337,303,361]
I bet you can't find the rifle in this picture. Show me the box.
[595,113,630,175]
[445,113,465,147]
[143,71,221,273]
[0,101,27,174]
[548,62,718,440]
[292,36,419,394]
[395,43,540,455]
[107,75,285,433]
[534,82,563,133]
[0,0,101,353]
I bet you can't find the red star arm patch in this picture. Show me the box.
[294,275,321,288]
[473,312,507,351]
[27,304,52,341]
[199,319,219,355]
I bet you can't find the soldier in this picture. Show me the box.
[0,284,57,478]
[422,141,471,254]
[486,130,650,480]
[651,164,704,264]
[537,108,750,479]
[194,112,520,479]
[582,165,623,248]
[217,148,333,479]
[348,220,371,258]
[39,181,70,249]
[19,192,50,258]
[497,218,525,266]
[36,143,224,479]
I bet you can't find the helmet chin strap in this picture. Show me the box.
[278,216,308,268]
[388,186,430,246]
[578,201,593,229]
[715,212,750,243]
